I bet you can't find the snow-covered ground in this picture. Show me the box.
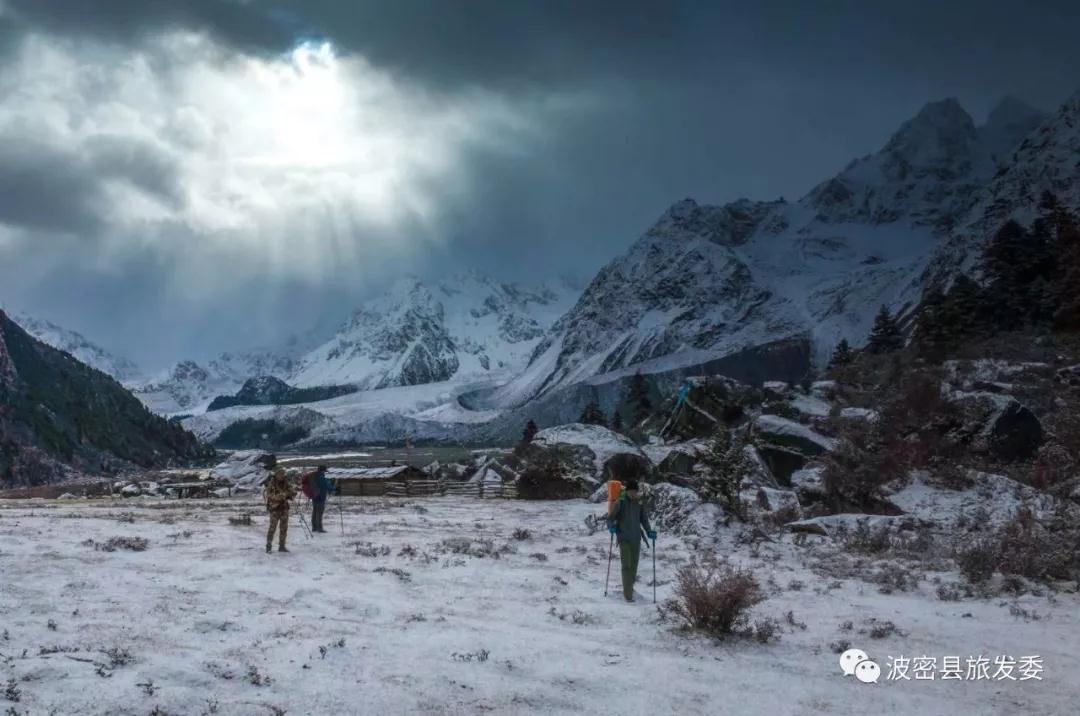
[1,497,1076,715]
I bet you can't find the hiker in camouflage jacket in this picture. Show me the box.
[264,463,296,553]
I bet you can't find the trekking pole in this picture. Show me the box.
[337,500,345,537]
[294,501,313,539]
[603,532,614,597]
[652,536,657,604]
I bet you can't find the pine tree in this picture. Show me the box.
[866,305,903,354]
[827,338,853,369]
[578,401,606,426]
[981,219,1055,329]
[611,410,624,433]
[627,371,652,424]
[521,419,538,444]
[700,429,747,521]
[1052,211,1080,332]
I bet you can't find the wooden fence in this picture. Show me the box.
[380,479,518,499]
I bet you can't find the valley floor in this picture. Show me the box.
[0,497,1076,715]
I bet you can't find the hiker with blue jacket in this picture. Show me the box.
[304,465,333,534]
[608,479,657,601]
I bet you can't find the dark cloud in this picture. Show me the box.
[3,0,289,54]
[0,132,183,235]
[2,1,1080,368]
[0,138,108,234]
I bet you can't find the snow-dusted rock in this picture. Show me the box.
[755,487,802,520]
[644,483,723,538]
[790,465,827,499]
[657,447,698,476]
[57,492,77,500]
[839,407,879,422]
[753,415,837,456]
[120,484,142,497]
[788,513,916,538]
[888,470,1071,529]
[790,393,831,418]
[948,391,1042,460]
[532,424,653,483]
[209,450,273,488]
[810,380,837,400]
[762,381,790,400]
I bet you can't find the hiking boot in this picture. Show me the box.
[265,544,272,554]
[278,546,289,553]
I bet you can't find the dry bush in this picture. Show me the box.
[955,537,999,583]
[996,511,1076,581]
[663,561,764,637]
[955,509,1080,584]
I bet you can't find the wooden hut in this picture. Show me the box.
[331,465,427,497]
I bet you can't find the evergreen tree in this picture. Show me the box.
[627,371,652,424]
[866,305,903,354]
[700,429,747,521]
[611,410,624,433]
[981,219,1055,329]
[578,401,606,426]
[521,419,538,444]
[827,338,854,369]
[1052,209,1080,331]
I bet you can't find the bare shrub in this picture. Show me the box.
[354,543,391,557]
[87,537,149,552]
[664,561,764,637]
[841,523,893,554]
[451,649,490,663]
[246,666,271,686]
[511,528,533,541]
[4,679,19,703]
[955,537,999,583]
[752,617,780,643]
[227,514,252,527]
[866,620,901,639]
[997,511,1076,581]
[874,564,917,594]
[373,567,412,583]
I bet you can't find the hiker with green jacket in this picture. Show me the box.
[608,479,656,602]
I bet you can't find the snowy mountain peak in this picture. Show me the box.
[646,197,783,247]
[882,97,978,167]
[10,312,142,381]
[287,273,579,391]
[979,97,1047,167]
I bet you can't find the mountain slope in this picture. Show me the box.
[288,273,579,390]
[492,96,1055,406]
[12,312,142,381]
[0,311,211,487]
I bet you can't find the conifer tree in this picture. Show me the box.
[866,305,903,354]
[827,338,854,370]
[611,410,624,433]
[627,371,652,424]
[522,419,539,444]
[578,400,606,426]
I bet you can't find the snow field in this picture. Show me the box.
[0,498,1077,715]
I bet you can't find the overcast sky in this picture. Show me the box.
[1,1,1078,370]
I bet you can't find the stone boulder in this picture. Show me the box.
[754,487,802,521]
[647,376,760,440]
[948,392,1042,461]
[209,450,274,489]
[752,414,836,485]
[530,423,654,487]
[120,484,142,497]
[644,483,723,538]
[657,447,698,477]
